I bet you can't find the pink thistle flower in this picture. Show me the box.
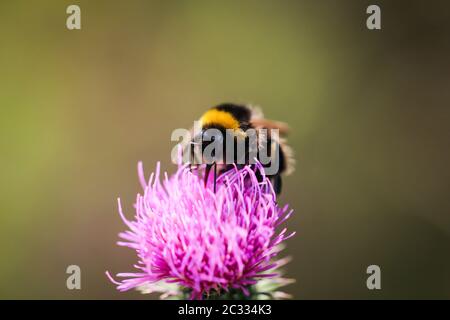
[107,162,295,299]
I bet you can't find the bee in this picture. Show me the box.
[184,103,294,194]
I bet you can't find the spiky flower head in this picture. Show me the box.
[107,162,294,299]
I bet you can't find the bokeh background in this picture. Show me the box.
[1,0,449,299]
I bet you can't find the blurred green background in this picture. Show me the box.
[0,0,449,299]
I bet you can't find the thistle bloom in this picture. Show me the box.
[107,162,295,299]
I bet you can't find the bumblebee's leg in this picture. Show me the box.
[186,142,193,171]
[187,144,191,171]
[254,166,263,183]
[204,163,212,187]
[272,174,283,195]
[213,162,217,193]
[204,162,217,192]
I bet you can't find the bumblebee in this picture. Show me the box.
[185,103,294,194]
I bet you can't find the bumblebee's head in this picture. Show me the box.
[199,103,250,133]
[196,103,251,159]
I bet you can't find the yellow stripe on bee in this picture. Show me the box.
[200,109,240,130]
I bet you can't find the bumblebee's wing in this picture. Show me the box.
[250,118,290,136]
[248,105,290,136]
